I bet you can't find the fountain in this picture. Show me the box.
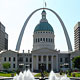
[12,63,70,80]
[13,69,70,80]
[13,69,35,80]
[49,71,70,80]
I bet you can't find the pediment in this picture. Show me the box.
[0,50,18,55]
[32,48,59,54]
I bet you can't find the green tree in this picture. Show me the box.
[72,56,80,69]
[3,62,10,70]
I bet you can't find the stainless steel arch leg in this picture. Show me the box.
[15,8,72,51]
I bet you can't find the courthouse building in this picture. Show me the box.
[0,10,80,72]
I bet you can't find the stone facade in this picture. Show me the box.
[0,49,77,72]
[58,52,70,71]
[32,48,59,72]
[0,50,18,71]
[33,31,55,51]
[0,10,79,72]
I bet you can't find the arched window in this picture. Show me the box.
[49,38,50,42]
[43,38,45,42]
[36,38,37,43]
[51,39,52,42]
[43,32,45,33]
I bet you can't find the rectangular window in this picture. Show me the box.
[46,38,48,42]
[48,64,51,70]
[38,56,41,61]
[9,57,11,61]
[13,64,15,68]
[30,58,32,62]
[40,38,42,41]
[48,56,51,61]
[26,58,28,62]
[43,56,46,61]
[64,65,69,68]
[60,58,62,62]
[19,57,23,62]
[13,57,15,61]
[4,57,6,61]
[65,58,68,63]
[19,65,23,68]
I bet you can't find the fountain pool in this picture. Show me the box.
[13,70,70,80]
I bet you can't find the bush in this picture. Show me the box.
[60,70,63,75]
[34,73,41,77]
[72,73,75,77]
[34,71,49,77]
[16,69,20,74]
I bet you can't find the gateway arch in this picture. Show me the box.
[15,8,73,51]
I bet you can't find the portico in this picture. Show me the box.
[32,48,59,72]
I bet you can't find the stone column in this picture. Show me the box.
[71,59,72,69]
[70,57,72,69]
[36,55,38,70]
[51,56,53,70]
[46,56,48,70]
[63,58,65,68]
[56,55,59,72]
[41,55,43,63]
[32,55,33,71]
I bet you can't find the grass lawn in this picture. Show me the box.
[1,71,80,78]
[67,72,80,77]
[35,72,80,77]
[34,72,49,77]
[0,72,16,77]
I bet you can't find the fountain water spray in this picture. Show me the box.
[60,74,70,80]
[13,69,35,80]
[13,70,70,80]
[49,71,60,80]
[49,71,70,80]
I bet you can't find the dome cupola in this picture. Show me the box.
[34,10,54,32]
[33,10,55,51]
[41,10,46,20]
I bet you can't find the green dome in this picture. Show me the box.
[34,22,54,32]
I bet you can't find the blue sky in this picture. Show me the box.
[0,0,80,52]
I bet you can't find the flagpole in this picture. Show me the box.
[43,0,45,9]
[45,2,46,8]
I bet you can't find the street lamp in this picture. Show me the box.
[40,63,45,80]
[25,64,30,70]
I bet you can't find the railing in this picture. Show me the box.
[1,77,80,80]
